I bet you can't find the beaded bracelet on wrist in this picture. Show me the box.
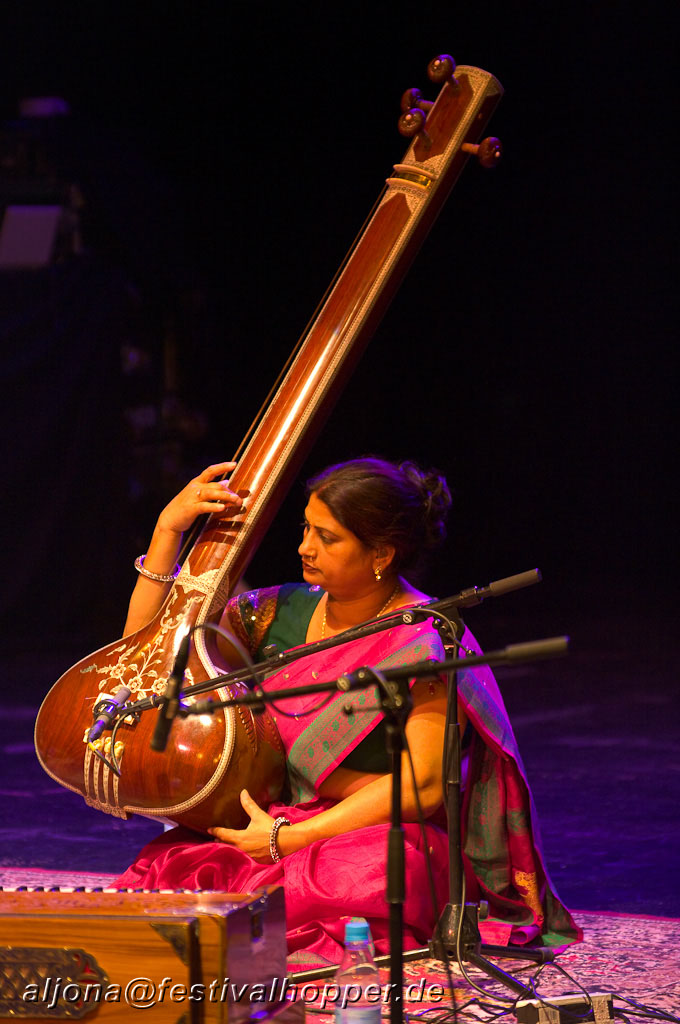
[134,554,181,583]
[269,816,291,863]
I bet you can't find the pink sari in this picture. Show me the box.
[116,595,581,962]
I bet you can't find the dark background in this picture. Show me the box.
[1,2,675,657]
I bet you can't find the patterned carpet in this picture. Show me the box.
[290,911,680,1020]
[547,911,680,1012]
[1,870,678,1020]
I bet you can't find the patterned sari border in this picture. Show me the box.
[267,624,444,802]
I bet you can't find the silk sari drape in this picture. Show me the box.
[116,585,581,962]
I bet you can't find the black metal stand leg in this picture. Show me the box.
[385,699,408,1024]
[428,622,551,999]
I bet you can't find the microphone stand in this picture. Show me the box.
[422,613,555,999]
[373,668,412,1024]
[176,634,567,1017]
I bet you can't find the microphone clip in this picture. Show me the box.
[88,685,132,743]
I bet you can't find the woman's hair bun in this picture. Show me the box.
[307,456,452,578]
[399,461,452,549]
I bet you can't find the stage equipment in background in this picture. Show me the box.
[0,98,82,268]
[515,991,615,1023]
[0,204,64,268]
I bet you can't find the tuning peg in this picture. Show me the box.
[398,88,433,140]
[398,107,428,139]
[397,54,459,143]
[427,54,460,91]
[461,137,503,168]
[400,88,433,115]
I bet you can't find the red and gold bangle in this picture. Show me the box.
[269,816,291,863]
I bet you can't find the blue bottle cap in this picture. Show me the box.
[344,918,371,942]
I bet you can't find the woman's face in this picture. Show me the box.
[298,491,379,598]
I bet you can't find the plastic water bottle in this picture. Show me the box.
[333,919,381,1024]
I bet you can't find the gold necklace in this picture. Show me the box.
[321,583,401,639]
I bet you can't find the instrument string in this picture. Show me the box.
[175,183,389,568]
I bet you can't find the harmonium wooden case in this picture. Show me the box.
[0,885,294,1022]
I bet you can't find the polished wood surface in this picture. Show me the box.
[34,60,503,831]
[0,887,286,1022]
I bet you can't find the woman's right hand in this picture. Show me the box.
[123,462,245,636]
[156,462,244,535]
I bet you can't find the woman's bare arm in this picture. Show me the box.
[123,462,242,635]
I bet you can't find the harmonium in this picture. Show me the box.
[0,885,302,1022]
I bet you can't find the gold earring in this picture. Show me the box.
[374,566,382,581]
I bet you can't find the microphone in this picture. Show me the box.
[151,632,191,753]
[89,686,131,742]
[503,636,568,661]
[428,569,542,616]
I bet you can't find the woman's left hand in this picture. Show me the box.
[208,790,277,863]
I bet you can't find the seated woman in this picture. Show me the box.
[117,457,580,963]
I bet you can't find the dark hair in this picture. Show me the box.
[306,457,452,575]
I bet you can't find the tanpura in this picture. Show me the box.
[34,55,503,832]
